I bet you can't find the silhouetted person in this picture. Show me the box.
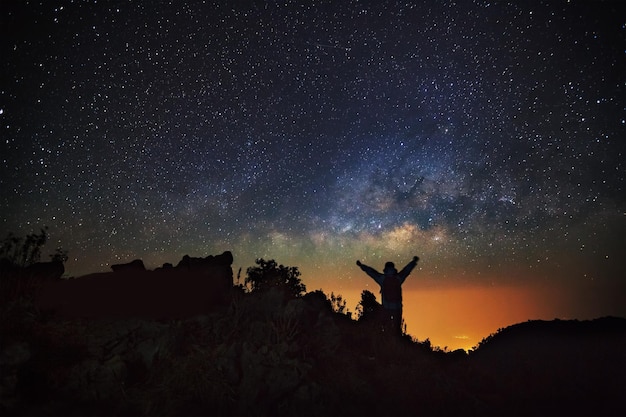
[356,256,419,336]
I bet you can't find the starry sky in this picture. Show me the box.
[2,0,625,350]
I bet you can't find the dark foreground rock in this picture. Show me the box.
[34,251,234,319]
[2,287,625,417]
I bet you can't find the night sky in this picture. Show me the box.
[2,1,625,350]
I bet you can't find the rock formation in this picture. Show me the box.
[35,251,234,319]
[111,259,146,272]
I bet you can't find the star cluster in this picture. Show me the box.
[2,1,625,333]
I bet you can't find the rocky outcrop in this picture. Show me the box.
[25,260,65,280]
[0,259,65,282]
[111,259,145,272]
[176,251,234,272]
[34,251,235,320]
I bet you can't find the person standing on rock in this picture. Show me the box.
[356,256,419,336]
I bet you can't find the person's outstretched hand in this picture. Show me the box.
[356,260,362,267]
[413,256,419,262]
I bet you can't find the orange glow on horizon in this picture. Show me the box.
[334,283,565,352]
[69,251,622,353]
[401,286,547,351]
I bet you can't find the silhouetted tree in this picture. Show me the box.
[245,258,306,297]
[0,227,49,268]
[0,227,68,303]
[50,247,69,263]
[356,290,381,321]
[329,292,350,316]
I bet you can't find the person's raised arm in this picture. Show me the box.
[356,260,383,282]
[398,256,419,280]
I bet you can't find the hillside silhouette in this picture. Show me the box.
[1,247,625,416]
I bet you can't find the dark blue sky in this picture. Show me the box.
[1,1,625,325]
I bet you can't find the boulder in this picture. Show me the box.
[111,259,145,272]
[25,260,65,280]
[35,251,235,319]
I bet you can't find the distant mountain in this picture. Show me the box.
[468,317,626,417]
[472,316,626,353]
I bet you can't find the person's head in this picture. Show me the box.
[384,261,397,275]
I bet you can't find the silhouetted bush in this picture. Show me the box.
[0,228,48,268]
[356,289,381,321]
[0,228,67,305]
[329,291,350,317]
[245,258,306,298]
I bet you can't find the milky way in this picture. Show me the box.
[2,1,625,325]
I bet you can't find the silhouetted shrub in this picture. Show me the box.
[0,228,48,268]
[245,258,306,298]
[356,289,381,321]
[0,227,67,304]
[329,292,350,317]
